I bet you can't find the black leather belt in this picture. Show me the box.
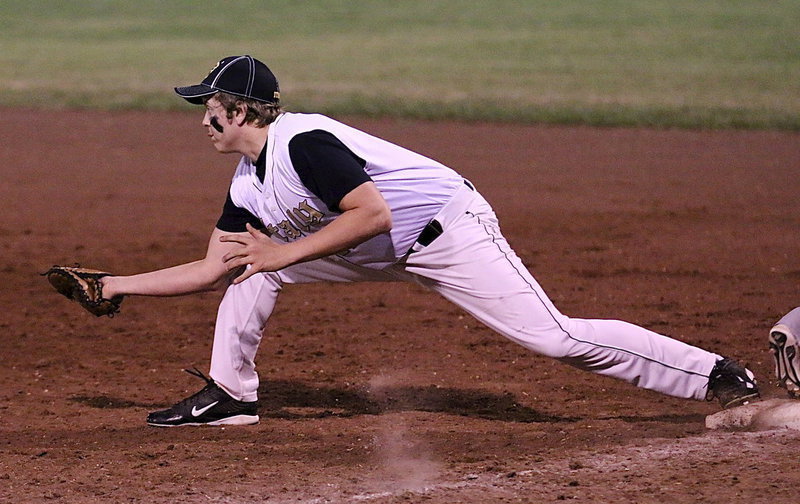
[409,179,474,253]
[416,219,443,247]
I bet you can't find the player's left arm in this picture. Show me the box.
[100,227,251,298]
[219,181,391,283]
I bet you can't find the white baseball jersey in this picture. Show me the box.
[219,112,463,269]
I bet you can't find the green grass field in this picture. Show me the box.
[1,0,798,129]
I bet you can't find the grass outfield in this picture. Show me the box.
[1,0,798,129]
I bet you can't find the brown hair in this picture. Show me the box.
[206,92,284,127]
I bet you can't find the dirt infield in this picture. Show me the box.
[1,107,798,503]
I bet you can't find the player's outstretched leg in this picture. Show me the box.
[147,368,259,427]
[401,185,760,408]
[769,307,800,398]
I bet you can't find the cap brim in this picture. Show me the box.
[174,84,217,104]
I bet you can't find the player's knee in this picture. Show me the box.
[501,322,577,359]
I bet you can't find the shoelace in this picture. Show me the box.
[185,366,214,384]
[170,367,217,408]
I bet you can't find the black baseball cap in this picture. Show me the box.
[174,55,280,104]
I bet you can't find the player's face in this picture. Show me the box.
[202,98,237,153]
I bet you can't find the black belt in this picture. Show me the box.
[416,219,443,247]
[409,179,474,253]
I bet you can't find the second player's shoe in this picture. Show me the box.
[706,357,760,409]
[769,323,800,398]
[147,368,259,427]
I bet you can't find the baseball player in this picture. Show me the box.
[58,55,761,427]
[770,307,800,398]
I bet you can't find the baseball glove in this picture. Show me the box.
[43,266,123,317]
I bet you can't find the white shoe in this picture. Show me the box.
[769,324,800,398]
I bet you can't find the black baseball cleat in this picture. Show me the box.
[147,368,259,427]
[706,357,760,409]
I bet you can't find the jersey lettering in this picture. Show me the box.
[277,220,303,240]
[292,200,324,231]
[264,200,326,242]
[264,223,283,240]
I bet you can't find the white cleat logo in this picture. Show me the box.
[191,401,219,417]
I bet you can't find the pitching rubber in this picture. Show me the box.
[706,399,800,431]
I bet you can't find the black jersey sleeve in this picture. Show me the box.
[215,191,263,232]
[288,130,371,212]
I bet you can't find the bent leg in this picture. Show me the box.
[210,257,398,401]
[210,271,281,402]
[401,189,720,400]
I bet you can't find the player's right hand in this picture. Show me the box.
[219,223,293,283]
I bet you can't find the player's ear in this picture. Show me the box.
[233,103,248,127]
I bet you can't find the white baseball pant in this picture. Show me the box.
[210,184,720,402]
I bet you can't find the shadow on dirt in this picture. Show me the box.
[68,384,570,424]
[257,379,577,423]
[68,385,702,425]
